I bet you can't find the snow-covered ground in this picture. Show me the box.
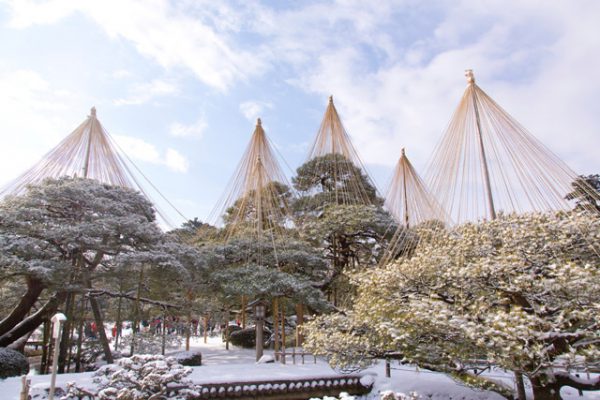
[1,336,598,399]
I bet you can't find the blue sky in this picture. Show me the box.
[1,0,599,227]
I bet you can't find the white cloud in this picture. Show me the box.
[114,79,179,106]
[239,101,273,121]
[3,0,265,91]
[112,69,134,79]
[3,0,599,179]
[0,69,67,112]
[0,69,78,186]
[4,0,76,28]
[258,0,600,176]
[169,118,207,139]
[165,148,189,173]
[0,69,189,191]
[112,135,161,164]
[112,135,189,173]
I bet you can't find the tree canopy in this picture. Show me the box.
[304,211,600,399]
[292,153,381,215]
[291,154,394,302]
[0,177,204,359]
[565,174,600,213]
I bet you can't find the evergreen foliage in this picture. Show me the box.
[229,327,270,349]
[63,354,200,399]
[0,347,29,379]
[304,212,600,398]
[291,154,394,302]
[565,174,600,213]
[0,177,204,363]
[292,154,381,214]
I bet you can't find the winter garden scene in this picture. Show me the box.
[0,2,599,400]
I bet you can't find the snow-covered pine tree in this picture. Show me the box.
[0,177,204,364]
[304,212,600,399]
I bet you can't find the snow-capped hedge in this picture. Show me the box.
[171,350,202,366]
[0,347,29,379]
[229,327,270,349]
[62,354,200,399]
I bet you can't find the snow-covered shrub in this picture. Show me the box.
[171,350,202,366]
[380,391,421,400]
[309,393,356,400]
[120,331,182,355]
[77,339,107,371]
[0,347,29,379]
[222,324,242,342]
[62,354,200,400]
[305,212,600,398]
[311,392,420,400]
[229,327,270,348]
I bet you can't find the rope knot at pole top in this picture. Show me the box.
[90,106,97,117]
[465,69,475,84]
[256,117,262,127]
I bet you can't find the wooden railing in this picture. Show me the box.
[274,349,317,365]
[24,340,45,350]
[171,374,373,400]
[64,374,373,400]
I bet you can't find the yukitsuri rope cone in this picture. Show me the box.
[207,118,295,345]
[380,148,449,266]
[210,118,292,244]
[300,96,380,207]
[385,149,447,228]
[425,70,599,223]
[382,69,600,268]
[420,70,600,396]
[0,107,180,225]
[0,107,134,195]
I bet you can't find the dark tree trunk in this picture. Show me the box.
[75,297,86,372]
[161,309,167,355]
[130,266,144,356]
[185,308,191,352]
[272,299,279,358]
[0,291,67,347]
[295,303,304,347]
[40,319,51,374]
[203,314,208,344]
[224,310,230,351]
[530,372,600,400]
[0,276,45,336]
[7,330,33,352]
[81,264,113,364]
[65,294,79,373]
[280,306,286,360]
[88,294,113,364]
[114,295,122,351]
[530,377,562,400]
[58,292,75,373]
[515,371,527,400]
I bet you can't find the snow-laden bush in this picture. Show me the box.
[305,212,600,398]
[171,350,202,366]
[380,391,421,400]
[222,324,242,342]
[310,392,420,400]
[120,331,182,355]
[229,327,270,348]
[310,392,356,400]
[62,354,200,400]
[0,347,29,379]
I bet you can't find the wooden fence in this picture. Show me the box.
[173,374,373,400]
